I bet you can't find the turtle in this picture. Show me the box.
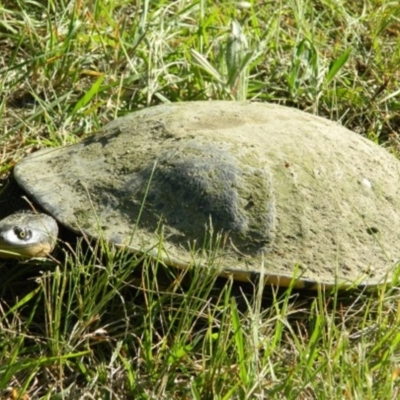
[1,101,400,289]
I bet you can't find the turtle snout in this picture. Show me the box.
[0,212,59,258]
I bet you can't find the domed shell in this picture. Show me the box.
[14,101,400,288]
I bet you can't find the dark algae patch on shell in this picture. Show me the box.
[126,141,275,253]
[13,101,400,288]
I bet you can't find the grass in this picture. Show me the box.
[1,0,400,398]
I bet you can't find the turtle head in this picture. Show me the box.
[0,212,58,258]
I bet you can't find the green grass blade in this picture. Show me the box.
[72,75,105,114]
[326,47,352,84]
[190,49,224,82]
[230,297,248,386]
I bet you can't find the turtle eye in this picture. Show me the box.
[14,226,32,241]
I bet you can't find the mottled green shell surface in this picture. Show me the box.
[14,102,400,288]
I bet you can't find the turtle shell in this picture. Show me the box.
[13,101,400,288]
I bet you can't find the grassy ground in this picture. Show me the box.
[1,0,400,398]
